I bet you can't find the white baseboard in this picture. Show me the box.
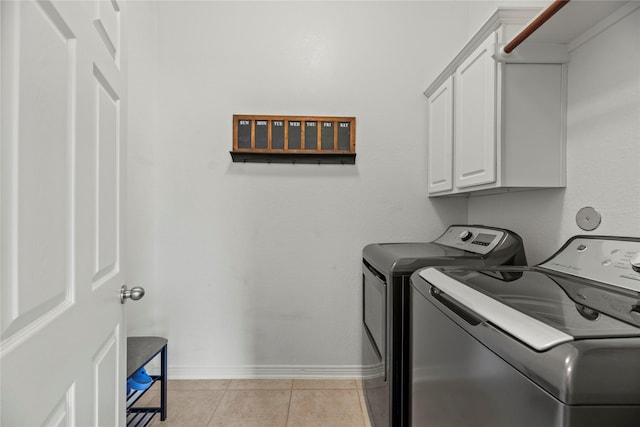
[166,365,367,380]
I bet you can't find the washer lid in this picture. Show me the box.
[420,268,572,351]
[422,267,640,350]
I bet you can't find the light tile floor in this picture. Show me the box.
[134,379,373,427]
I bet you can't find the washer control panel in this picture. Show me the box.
[433,226,506,255]
[540,237,640,292]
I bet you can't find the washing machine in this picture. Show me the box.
[362,225,527,427]
[410,235,640,427]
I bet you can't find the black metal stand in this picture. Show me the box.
[126,337,167,426]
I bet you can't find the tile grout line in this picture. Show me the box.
[286,380,293,427]
[203,381,231,426]
[359,387,369,427]
[285,388,293,427]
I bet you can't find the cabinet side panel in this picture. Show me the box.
[502,64,566,187]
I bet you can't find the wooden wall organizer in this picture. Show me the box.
[230,115,356,164]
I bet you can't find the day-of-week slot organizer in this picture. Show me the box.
[233,115,355,153]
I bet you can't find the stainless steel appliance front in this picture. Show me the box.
[410,236,640,426]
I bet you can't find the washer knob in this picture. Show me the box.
[460,231,473,242]
[631,252,640,273]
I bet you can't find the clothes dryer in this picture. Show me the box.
[362,225,526,427]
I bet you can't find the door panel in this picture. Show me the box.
[93,327,121,426]
[454,33,497,189]
[427,76,454,193]
[1,1,128,425]
[42,386,75,427]
[94,64,120,285]
[94,0,121,63]
[1,0,74,344]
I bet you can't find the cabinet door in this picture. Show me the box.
[427,76,454,194]
[454,33,497,189]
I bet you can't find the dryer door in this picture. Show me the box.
[363,262,386,377]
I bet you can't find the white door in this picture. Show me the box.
[427,75,453,194]
[454,32,497,189]
[1,1,128,425]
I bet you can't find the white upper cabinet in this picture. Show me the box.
[425,8,568,197]
[454,32,498,190]
[427,76,453,194]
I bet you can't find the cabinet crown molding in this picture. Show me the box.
[424,7,541,97]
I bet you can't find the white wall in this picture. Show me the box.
[127,1,640,378]
[126,1,158,335]
[127,1,469,377]
[468,6,640,263]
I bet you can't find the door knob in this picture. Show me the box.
[120,285,145,304]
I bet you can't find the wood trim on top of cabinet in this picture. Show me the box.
[502,0,570,54]
[424,8,541,98]
[522,1,638,50]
